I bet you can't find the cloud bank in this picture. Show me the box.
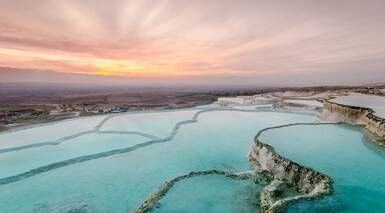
[0,0,384,86]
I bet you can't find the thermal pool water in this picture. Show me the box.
[0,106,384,212]
[259,124,385,212]
[0,108,315,212]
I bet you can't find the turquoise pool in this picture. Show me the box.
[0,109,316,212]
[153,174,261,213]
[259,124,385,212]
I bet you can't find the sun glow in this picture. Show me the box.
[0,47,201,78]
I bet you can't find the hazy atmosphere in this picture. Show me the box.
[0,0,385,87]
[2,2,385,213]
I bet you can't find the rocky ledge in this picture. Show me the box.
[132,169,262,213]
[322,100,385,140]
[248,124,333,213]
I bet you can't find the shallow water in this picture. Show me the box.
[0,133,149,178]
[231,104,273,110]
[259,124,385,212]
[0,115,108,150]
[153,174,261,213]
[331,93,385,118]
[100,110,200,138]
[0,109,315,212]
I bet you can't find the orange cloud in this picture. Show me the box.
[1,0,385,86]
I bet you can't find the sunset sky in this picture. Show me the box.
[0,0,385,86]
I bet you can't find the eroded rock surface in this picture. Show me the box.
[322,101,385,139]
[248,127,332,212]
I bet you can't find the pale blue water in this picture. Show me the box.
[153,174,261,213]
[0,115,108,150]
[100,110,200,138]
[259,124,385,212]
[0,109,315,212]
[331,93,385,118]
[0,133,149,178]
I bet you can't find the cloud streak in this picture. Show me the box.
[0,0,384,86]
